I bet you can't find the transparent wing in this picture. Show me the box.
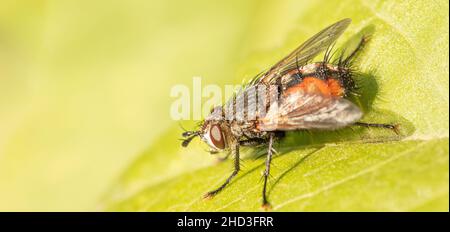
[258,91,362,131]
[257,18,351,85]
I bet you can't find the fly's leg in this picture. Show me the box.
[262,133,275,210]
[341,36,370,66]
[355,122,400,135]
[204,144,240,198]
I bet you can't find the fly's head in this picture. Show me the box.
[199,120,228,152]
[181,106,229,152]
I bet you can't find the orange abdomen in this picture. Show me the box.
[284,76,344,97]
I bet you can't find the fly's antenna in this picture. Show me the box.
[179,122,201,147]
[181,135,195,147]
[181,130,201,147]
[182,130,199,137]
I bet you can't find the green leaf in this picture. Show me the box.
[100,0,449,211]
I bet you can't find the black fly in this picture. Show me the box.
[181,18,399,210]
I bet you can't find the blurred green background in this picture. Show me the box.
[0,0,448,211]
[0,0,282,211]
[0,0,249,211]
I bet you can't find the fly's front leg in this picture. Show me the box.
[262,133,275,210]
[204,144,240,199]
[355,122,400,135]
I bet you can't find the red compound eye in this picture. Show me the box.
[209,125,225,150]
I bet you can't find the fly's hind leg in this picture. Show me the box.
[340,35,370,66]
[204,144,240,199]
[355,122,400,135]
[261,133,275,210]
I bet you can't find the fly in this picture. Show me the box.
[181,18,399,210]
